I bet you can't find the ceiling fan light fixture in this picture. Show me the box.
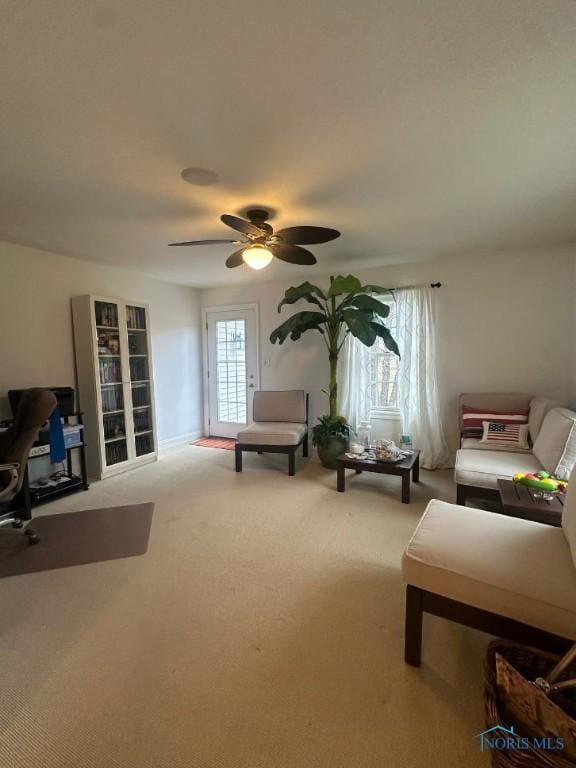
[242,244,273,270]
[169,208,340,269]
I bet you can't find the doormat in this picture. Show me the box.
[192,437,237,450]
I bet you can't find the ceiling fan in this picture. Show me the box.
[169,208,340,270]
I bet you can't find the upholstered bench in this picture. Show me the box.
[401,482,576,666]
[235,390,308,476]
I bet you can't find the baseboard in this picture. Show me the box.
[158,431,203,453]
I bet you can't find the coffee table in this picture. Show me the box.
[336,450,420,504]
[497,479,564,527]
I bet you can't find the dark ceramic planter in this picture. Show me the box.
[316,436,349,469]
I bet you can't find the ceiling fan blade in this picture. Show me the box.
[275,226,340,245]
[168,239,245,247]
[269,244,317,265]
[220,214,265,237]
[225,248,247,268]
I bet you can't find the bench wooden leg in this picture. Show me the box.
[235,445,242,473]
[456,484,467,506]
[288,450,296,476]
[404,585,423,667]
[302,434,309,458]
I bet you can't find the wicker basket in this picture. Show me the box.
[484,641,576,768]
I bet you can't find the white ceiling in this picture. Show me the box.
[1,0,576,287]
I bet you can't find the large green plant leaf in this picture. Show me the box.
[371,321,401,357]
[277,282,326,312]
[360,284,394,296]
[341,308,377,346]
[327,274,362,298]
[270,311,327,344]
[343,294,391,317]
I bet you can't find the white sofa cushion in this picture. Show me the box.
[237,421,307,446]
[563,475,576,569]
[402,499,576,640]
[532,408,576,474]
[454,448,542,489]
[529,397,562,442]
[460,437,531,454]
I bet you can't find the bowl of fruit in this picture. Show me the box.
[512,470,568,500]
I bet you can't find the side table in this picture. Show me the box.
[497,479,564,527]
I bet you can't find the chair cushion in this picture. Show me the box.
[460,405,528,440]
[402,499,576,640]
[237,422,307,446]
[562,474,576,569]
[454,448,542,489]
[460,438,531,454]
[253,390,306,423]
[532,408,576,474]
[458,393,531,434]
[529,397,562,442]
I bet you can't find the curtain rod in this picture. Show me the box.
[381,281,442,294]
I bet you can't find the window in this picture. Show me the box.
[216,319,247,424]
[368,299,400,412]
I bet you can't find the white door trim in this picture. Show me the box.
[201,303,260,437]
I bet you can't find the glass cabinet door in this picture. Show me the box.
[126,305,155,457]
[94,300,129,467]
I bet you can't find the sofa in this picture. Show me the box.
[454,393,576,506]
[402,477,576,666]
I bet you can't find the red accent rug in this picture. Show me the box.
[192,437,237,451]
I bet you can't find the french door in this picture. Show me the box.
[205,307,259,438]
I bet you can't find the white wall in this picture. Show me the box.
[201,247,576,452]
[0,241,203,445]
[572,252,576,404]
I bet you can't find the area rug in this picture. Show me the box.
[192,436,237,450]
[0,502,154,577]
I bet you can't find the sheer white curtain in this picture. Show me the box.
[339,332,372,430]
[339,286,451,469]
[395,287,451,469]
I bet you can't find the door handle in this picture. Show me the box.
[249,384,254,388]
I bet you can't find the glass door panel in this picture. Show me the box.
[126,304,154,457]
[95,300,129,467]
[216,319,247,425]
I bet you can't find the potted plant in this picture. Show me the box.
[270,275,399,468]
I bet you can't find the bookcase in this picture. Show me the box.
[71,295,158,479]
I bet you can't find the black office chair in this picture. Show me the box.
[0,388,57,544]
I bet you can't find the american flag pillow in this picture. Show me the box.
[480,420,530,448]
[461,406,528,439]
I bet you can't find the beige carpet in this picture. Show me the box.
[0,447,489,767]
